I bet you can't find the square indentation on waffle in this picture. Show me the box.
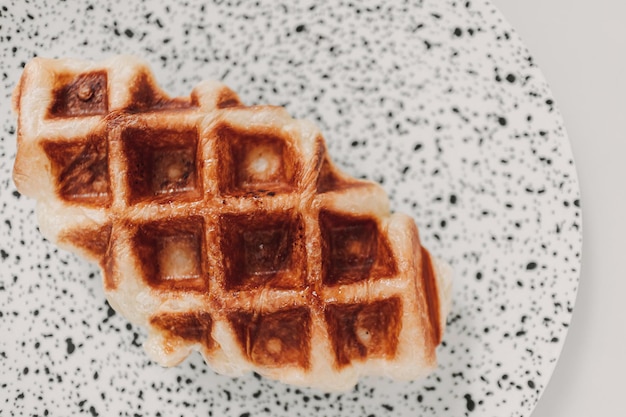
[324,297,402,367]
[47,70,108,118]
[316,157,353,193]
[121,126,201,204]
[215,125,300,195]
[132,216,207,291]
[150,312,215,350]
[319,210,397,286]
[219,210,306,290]
[42,133,111,206]
[228,307,311,368]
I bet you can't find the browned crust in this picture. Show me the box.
[319,210,397,286]
[215,87,242,109]
[59,223,112,264]
[218,210,307,290]
[317,156,351,193]
[125,70,195,113]
[12,57,448,383]
[120,125,203,205]
[41,134,112,207]
[102,246,117,291]
[213,123,301,196]
[48,70,109,118]
[131,216,209,292]
[420,247,442,345]
[228,307,312,369]
[150,312,215,351]
[325,297,402,368]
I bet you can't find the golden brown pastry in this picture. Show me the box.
[12,56,452,391]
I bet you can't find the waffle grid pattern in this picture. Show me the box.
[13,57,443,389]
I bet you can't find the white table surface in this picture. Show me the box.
[493,1,626,416]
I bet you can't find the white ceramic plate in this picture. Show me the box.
[0,1,581,416]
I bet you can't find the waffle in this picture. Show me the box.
[12,56,452,391]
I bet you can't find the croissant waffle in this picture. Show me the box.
[12,56,452,391]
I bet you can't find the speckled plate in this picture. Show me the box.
[0,1,581,416]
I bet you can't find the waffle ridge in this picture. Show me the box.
[13,56,451,391]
